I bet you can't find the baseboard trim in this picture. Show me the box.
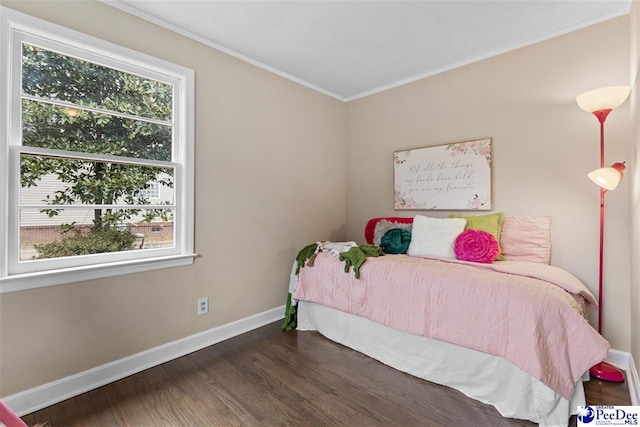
[5,317,636,416]
[605,349,640,405]
[3,305,285,416]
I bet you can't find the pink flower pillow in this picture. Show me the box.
[454,229,500,264]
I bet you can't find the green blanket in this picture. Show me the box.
[282,293,297,332]
[283,243,383,331]
[338,245,383,279]
[294,243,318,274]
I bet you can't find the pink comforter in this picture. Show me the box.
[293,253,609,400]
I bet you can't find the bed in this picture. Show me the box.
[287,214,610,427]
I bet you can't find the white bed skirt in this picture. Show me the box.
[297,300,585,427]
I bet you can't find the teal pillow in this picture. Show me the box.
[380,228,412,254]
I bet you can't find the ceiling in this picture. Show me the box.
[103,0,631,102]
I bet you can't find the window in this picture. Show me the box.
[139,181,162,200]
[0,7,195,292]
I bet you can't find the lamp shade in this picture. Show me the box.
[588,162,625,190]
[576,86,631,113]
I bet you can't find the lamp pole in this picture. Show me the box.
[577,86,630,383]
[594,109,611,336]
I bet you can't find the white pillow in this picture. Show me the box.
[407,215,467,259]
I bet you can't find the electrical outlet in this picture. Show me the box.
[197,297,209,316]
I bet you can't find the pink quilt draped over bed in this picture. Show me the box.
[293,253,609,400]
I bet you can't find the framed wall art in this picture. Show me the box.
[393,138,492,210]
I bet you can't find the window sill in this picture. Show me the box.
[0,254,197,293]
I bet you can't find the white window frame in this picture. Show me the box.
[0,7,195,293]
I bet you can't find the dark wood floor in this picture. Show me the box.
[22,321,631,427]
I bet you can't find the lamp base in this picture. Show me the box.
[589,361,625,382]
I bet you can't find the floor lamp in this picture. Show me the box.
[576,85,630,383]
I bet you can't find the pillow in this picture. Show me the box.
[500,216,551,264]
[454,229,500,263]
[449,212,504,260]
[380,228,412,254]
[365,217,413,244]
[406,215,467,259]
[373,219,413,246]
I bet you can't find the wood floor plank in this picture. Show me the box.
[20,321,632,426]
[584,374,632,406]
[160,355,254,426]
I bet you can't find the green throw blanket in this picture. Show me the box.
[282,242,383,331]
[295,243,318,274]
[282,293,297,332]
[338,245,383,279]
